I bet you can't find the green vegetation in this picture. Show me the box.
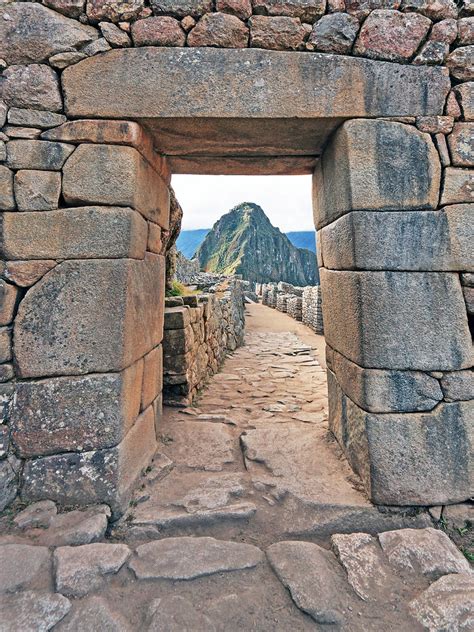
[166,280,187,297]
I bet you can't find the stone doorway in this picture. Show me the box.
[2,47,472,517]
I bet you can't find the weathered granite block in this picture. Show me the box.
[328,370,473,505]
[1,64,63,112]
[162,326,195,358]
[331,348,443,413]
[62,144,170,229]
[313,120,441,229]
[7,108,66,129]
[3,260,57,287]
[14,170,61,211]
[6,140,75,171]
[14,256,165,377]
[22,405,157,516]
[0,281,19,326]
[440,370,474,402]
[2,207,148,260]
[0,166,15,211]
[11,361,144,457]
[253,0,325,22]
[0,456,19,512]
[320,269,472,371]
[164,306,191,330]
[447,123,474,167]
[319,205,474,271]
[0,327,12,364]
[454,82,474,121]
[0,384,13,424]
[441,168,474,205]
[141,346,163,410]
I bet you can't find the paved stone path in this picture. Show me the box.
[0,304,472,630]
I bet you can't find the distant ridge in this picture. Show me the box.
[194,202,318,285]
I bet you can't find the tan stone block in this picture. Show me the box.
[2,207,147,261]
[0,327,12,363]
[0,166,15,210]
[131,16,185,46]
[147,222,162,254]
[249,16,305,50]
[62,144,170,228]
[14,170,61,211]
[4,261,57,288]
[188,13,248,48]
[0,364,14,382]
[141,345,163,410]
[0,281,19,326]
[454,82,474,121]
[441,167,474,205]
[14,256,165,377]
[6,140,75,171]
[41,119,171,184]
[313,120,441,229]
[447,123,474,167]
[11,360,144,457]
[1,64,63,112]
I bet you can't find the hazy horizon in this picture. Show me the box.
[172,174,314,232]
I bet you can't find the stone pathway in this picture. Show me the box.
[0,304,472,630]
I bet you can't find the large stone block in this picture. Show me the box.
[249,16,306,51]
[440,168,474,205]
[0,2,97,65]
[22,405,157,516]
[14,256,165,377]
[331,347,443,413]
[1,64,63,112]
[14,170,61,211]
[253,0,325,22]
[319,205,474,271]
[320,269,472,371]
[313,120,441,229]
[141,346,163,410]
[62,144,170,228]
[1,207,148,260]
[61,48,449,121]
[188,13,249,48]
[447,123,474,167]
[0,281,18,327]
[0,166,15,211]
[6,140,75,171]
[11,361,143,458]
[328,370,473,505]
[164,306,191,330]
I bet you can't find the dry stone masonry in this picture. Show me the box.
[0,0,472,515]
[163,279,245,406]
[259,282,324,333]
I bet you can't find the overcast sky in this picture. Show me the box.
[172,174,314,232]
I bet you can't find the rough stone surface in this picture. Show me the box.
[267,541,355,624]
[86,0,145,21]
[330,347,443,413]
[54,543,131,597]
[447,45,474,81]
[0,459,17,511]
[142,346,163,410]
[28,506,111,547]
[160,421,235,470]
[7,140,74,171]
[354,10,431,62]
[13,500,57,530]
[11,365,143,456]
[455,82,474,121]
[249,16,306,50]
[146,596,213,631]
[2,207,148,260]
[44,0,85,18]
[409,574,474,632]
[0,2,97,65]
[61,48,450,121]
[441,370,474,401]
[0,544,50,592]
[22,406,157,515]
[62,144,169,227]
[131,16,185,45]
[0,328,12,364]
[253,0,326,21]
[448,123,474,166]
[441,167,474,205]
[56,596,131,632]
[0,591,71,632]
[1,64,63,112]
[0,281,18,326]
[443,503,474,529]
[14,170,61,211]
[0,166,15,211]
[129,537,264,580]
[49,51,88,69]
[14,257,164,377]
[319,205,474,271]
[313,120,441,229]
[321,269,471,371]
[99,21,131,47]
[3,260,57,287]
[216,0,252,19]
[7,108,66,129]
[378,527,471,579]
[150,0,213,17]
[309,13,359,53]
[188,12,249,47]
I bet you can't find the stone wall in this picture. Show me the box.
[0,117,171,516]
[302,285,324,334]
[260,281,324,332]
[163,278,245,406]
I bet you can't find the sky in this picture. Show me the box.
[172,174,314,232]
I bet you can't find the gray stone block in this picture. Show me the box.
[14,170,61,211]
[319,205,474,272]
[0,166,15,211]
[313,120,441,229]
[6,140,74,170]
[22,406,157,516]
[0,456,18,511]
[448,123,474,167]
[62,144,170,228]
[328,370,474,505]
[1,64,63,112]
[164,307,191,330]
[440,370,474,402]
[441,168,474,206]
[14,256,165,377]
[7,108,66,129]
[11,361,144,457]
[320,269,472,371]
[331,348,443,413]
[2,207,148,260]
[0,281,19,326]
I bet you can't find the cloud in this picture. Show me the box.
[172,174,314,232]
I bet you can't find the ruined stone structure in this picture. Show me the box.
[0,0,473,515]
[302,285,324,334]
[163,279,245,405]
